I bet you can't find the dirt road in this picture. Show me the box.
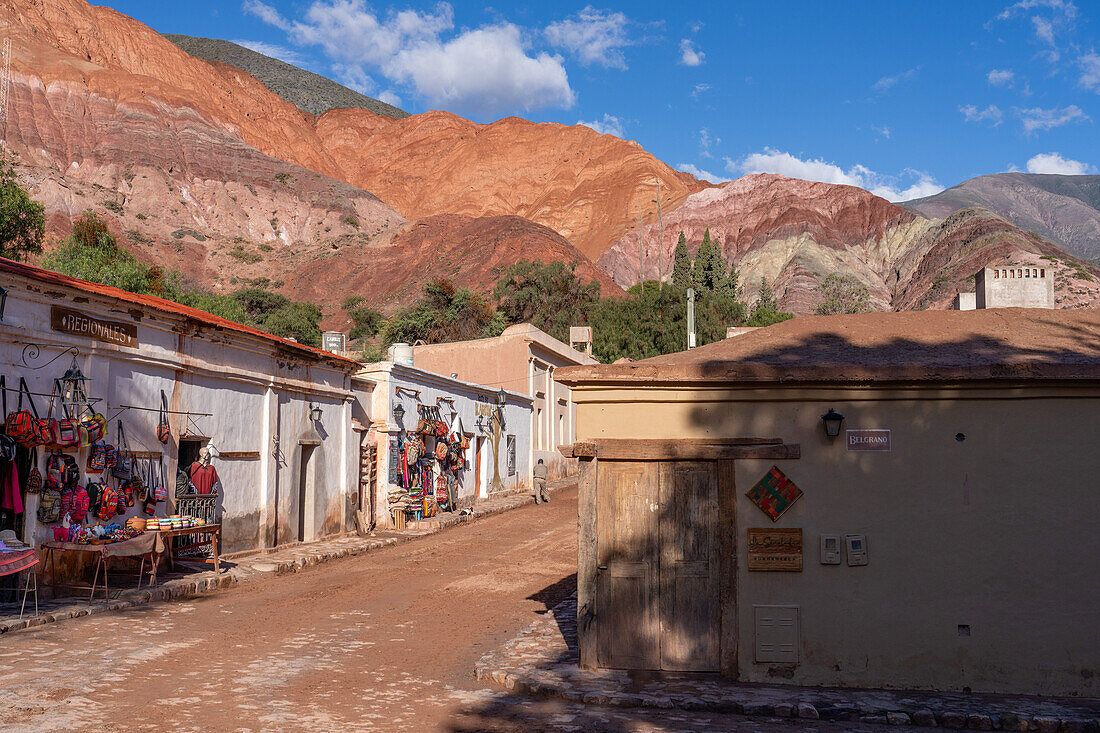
[0,488,921,732]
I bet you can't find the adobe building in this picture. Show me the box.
[556,308,1099,697]
[411,324,598,480]
[956,264,1054,310]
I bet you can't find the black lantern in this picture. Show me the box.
[61,357,89,407]
[0,286,7,321]
[309,403,323,422]
[392,403,405,423]
[821,408,844,438]
[497,387,507,407]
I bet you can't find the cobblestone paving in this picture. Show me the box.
[0,478,571,638]
[475,595,1100,731]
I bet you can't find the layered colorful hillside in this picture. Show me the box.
[598,175,1100,312]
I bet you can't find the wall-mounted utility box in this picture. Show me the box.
[820,534,841,564]
[845,534,869,566]
[754,605,800,663]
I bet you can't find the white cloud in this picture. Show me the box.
[691,82,711,99]
[726,148,944,202]
[872,124,891,140]
[1032,15,1056,44]
[677,163,725,183]
[872,67,918,92]
[576,113,624,137]
[987,68,1015,86]
[378,90,402,107]
[698,127,719,158]
[1026,152,1096,174]
[245,0,575,117]
[231,39,306,65]
[1016,104,1089,133]
[545,7,631,70]
[994,0,1077,62]
[960,104,1004,125]
[679,39,704,66]
[1081,52,1100,92]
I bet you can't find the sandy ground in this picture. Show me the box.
[0,488,927,732]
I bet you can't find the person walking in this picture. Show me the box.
[533,458,550,504]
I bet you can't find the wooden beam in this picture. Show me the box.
[580,439,798,461]
[576,455,598,670]
[717,459,738,678]
[217,451,260,460]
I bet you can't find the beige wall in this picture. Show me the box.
[572,383,1100,696]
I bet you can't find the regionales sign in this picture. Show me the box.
[747,528,803,572]
[846,429,891,452]
[50,306,137,348]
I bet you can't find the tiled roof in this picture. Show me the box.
[0,257,360,370]
[557,308,1100,386]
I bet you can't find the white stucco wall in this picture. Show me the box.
[0,268,358,555]
[357,362,533,528]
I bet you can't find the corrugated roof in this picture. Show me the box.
[0,257,361,370]
[556,308,1100,386]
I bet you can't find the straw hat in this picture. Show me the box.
[0,529,27,548]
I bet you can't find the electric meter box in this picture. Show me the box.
[820,534,841,564]
[845,534,869,566]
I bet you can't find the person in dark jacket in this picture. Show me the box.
[533,458,549,504]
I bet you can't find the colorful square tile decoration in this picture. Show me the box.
[746,465,803,522]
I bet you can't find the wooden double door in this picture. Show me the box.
[595,460,722,672]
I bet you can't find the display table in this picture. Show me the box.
[0,549,39,618]
[43,532,163,602]
[157,524,221,575]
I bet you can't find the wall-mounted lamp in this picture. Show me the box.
[392,403,406,423]
[475,415,485,432]
[309,403,323,422]
[0,286,7,321]
[497,387,507,407]
[821,408,845,438]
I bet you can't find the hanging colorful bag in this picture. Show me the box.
[87,442,107,473]
[33,385,60,447]
[156,391,170,444]
[78,413,107,445]
[433,439,448,460]
[111,421,132,480]
[6,378,41,445]
[154,485,167,502]
[45,451,67,490]
[69,485,91,522]
[103,443,117,469]
[37,487,62,524]
[26,448,42,493]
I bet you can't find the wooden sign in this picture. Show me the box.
[748,528,803,571]
[51,306,137,348]
[846,429,891,452]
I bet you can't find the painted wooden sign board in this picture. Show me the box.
[748,528,803,571]
[50,306,137,348]
[847,429,891,452]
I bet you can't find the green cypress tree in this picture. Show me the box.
[671,231,693,288]
[692,228,728,294]
[718,260,742,301]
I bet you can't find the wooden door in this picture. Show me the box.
[659,461,720,671]
[595,460,659,670]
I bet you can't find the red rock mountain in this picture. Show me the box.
[599,175,1100,312]
[0,0,629,309]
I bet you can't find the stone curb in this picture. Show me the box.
[474,596,1100,731]
[0,481,570,638]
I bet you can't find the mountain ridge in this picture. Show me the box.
[163,34,410,119]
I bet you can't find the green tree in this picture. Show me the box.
[233,287,290,319]
[260,302,323,346]
[493,260,601,342]
[382,278,500,346]
[717,260,742,301]
[746,277,794,327]
[43,212,154,293]
[814,273,871,315]
[671,232,692,288]
[692,228,728,294]
[0,159,45,262]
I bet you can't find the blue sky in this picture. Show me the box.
[112,0,1098,200]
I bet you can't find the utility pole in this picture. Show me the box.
[635,208,643,288]
[687,287,696,349]
[655,177,664,285]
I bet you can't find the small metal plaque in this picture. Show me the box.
[846,429,891,452]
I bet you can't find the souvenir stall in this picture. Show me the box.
[1,353,220,599]
[386,405,470,527]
